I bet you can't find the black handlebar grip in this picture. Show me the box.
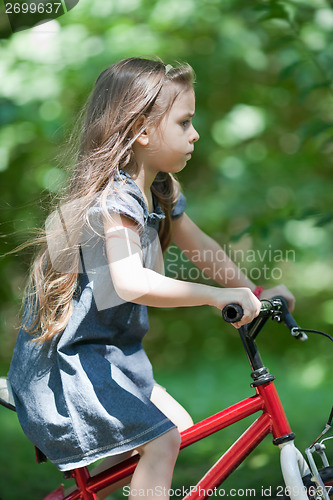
[274,296,307,341]
[283,310,307,340]
[274,296,298,329]
[222,304,244,323]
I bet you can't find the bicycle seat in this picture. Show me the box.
[0,377,16,411]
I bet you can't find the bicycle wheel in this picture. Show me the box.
[302,466,333,499]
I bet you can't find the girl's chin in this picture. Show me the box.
[157,163,187,174]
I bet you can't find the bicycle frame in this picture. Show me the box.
[62,306,311,500]
[63,385,292,500]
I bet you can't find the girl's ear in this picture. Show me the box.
[133,116,149,146]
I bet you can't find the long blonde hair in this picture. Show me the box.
[23,57,195,342]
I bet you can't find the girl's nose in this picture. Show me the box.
[191,126,199,143]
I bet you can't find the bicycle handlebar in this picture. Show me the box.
[222,296,308,341]
[221,303,243,323]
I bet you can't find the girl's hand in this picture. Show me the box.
[260,285,295,312]
[212,287,261,329]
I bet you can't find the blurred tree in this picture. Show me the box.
[1,0,333,364]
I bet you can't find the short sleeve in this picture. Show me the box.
[104,188,147,227]
[87,177,148,234]
[171,192,186,219]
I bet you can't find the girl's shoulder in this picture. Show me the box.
[113,169,147,207]
[88,170,149,232]
[87,170,186,234]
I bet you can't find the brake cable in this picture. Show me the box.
[299,330,333,448]
[292,328,333,343]
[280,307,333,445]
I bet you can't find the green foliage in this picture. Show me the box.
[0,0,333,497]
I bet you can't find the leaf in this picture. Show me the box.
[230,225,252,242]
[254,2,291,22]
[298,121,333,143]
[299,81,333,101]
[315,213,333,227]
[279,60,304,80]
[0,98,17,125]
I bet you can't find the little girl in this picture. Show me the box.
[8,57,294,500]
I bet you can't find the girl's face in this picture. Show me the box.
[141,88,199,174]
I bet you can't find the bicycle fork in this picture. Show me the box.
[180,377,310,500]
[180,323,313,500]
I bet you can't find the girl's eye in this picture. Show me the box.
[180,120,190,129]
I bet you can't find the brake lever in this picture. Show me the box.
[273,296,308,341]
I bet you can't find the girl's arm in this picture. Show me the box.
[172,213,255,290]
[172,213,295,310]
[104,216,261,328]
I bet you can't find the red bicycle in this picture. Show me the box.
[1,297,332,500]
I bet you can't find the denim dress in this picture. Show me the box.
[8,170,186,471]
